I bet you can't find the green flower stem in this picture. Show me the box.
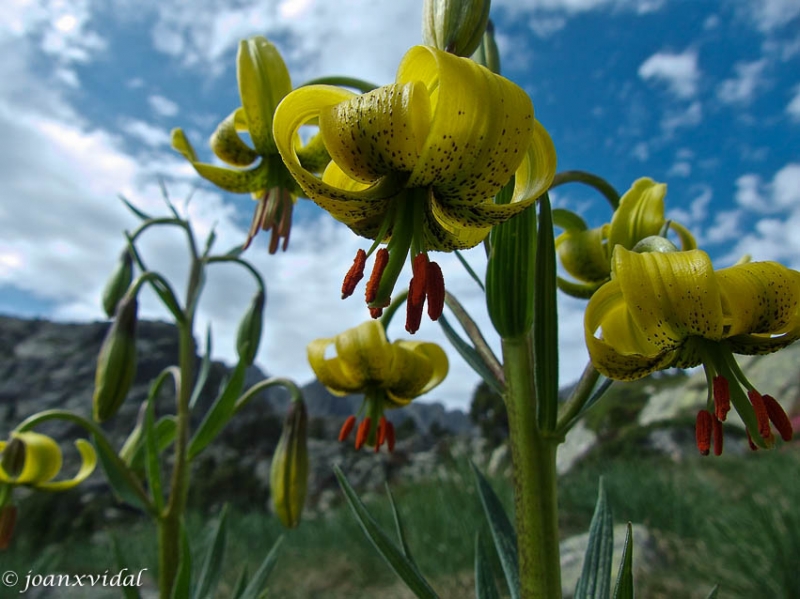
[502,335,561,599]
[556,361,601,435]
[205,255,267,298]
[300,75,378,93]
[445,291,504,386]
[379,290,409,332]
[550,170,620,210]
[158,257,201,596]
[233,377,303,414]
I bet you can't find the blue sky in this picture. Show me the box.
[1,0,798,411]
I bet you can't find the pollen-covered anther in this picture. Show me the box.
[342,249,367,299]
[748,389,772,440]
[406,276,426,334]
[410,254,429,306]
[369,306,384,319]
[746,430,759,452]
[365,248,390,304]
[762,394,793,442]
[338,415,357,442]
[355,417,372,450]
[712,375,731,421]
[426,261,445,321]
[695,409,712,456]
[376,416,388,452]
[712,415,723,456]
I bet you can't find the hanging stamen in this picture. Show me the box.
[342,249,367,299]
[369,306,384,319]
[762,394,793,442]
[746,430,759,451]
[748,389,772,440]
[695,410,712,455]
[426,261,445,320]
[406,276,426,333]
[713,375,731,421]
[366,248,390,304]
[712,415,723,456]
[355,417,372,450]
[338,415,357,442]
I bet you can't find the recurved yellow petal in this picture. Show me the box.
[307,337,366,396]
[210,108,259,167]
[237,36,292,156]
[0,432,61,485]
[335,320,397,384]
[36,440,97,492]
[607,178,667,251]
[384,341,449,405]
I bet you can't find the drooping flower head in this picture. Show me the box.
[274,45,556,331]
[307,320,448,452]
[585,246,799,454]
[0,431,97,549]
[556,178,696,298]
[171,36,330,253]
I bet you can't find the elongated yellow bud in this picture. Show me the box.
[471,19,500,74]
[236,289,265,366]
[423,0,491,57]
[269,398,308,529]
[93,295,138,423]
[102,250,133,318]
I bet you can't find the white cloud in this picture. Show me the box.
[661,100,702,135]
[787,84,800,122]
[631,142,649,161]
[119,119,172,147]
[735,164,800,213]
[667,184,710,227]
[705,210,741,245]
[735,173,767,211]
[717,59,768,105]
[743,0,800,33]
[638,49,700,99]
[495,0,664,15]
[148,94,180,118]
[667,161,691,177]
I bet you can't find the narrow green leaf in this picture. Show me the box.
[92,435,152,513]
[612,522,634,599]
[705,584,720,599]
[439,314,504,396]
[334,466,439,599]
[475,532,501,599]
[188,360,247,460]
[237,536,284,599]
[129,416,176,472]
[144,382,164,512]
[385,482,417,567]
[231,567,249,599]
[119,194,153,221]
[455,250,485,292]
[444,292,504,389]
[574,378,614,425]
[159,177,182,219]
[575,478,614,599]
[194,505,229,599]
[224,244,246,258]
[534,193,559,431]
[190,325,213,410]
[111,535,141,599]
[170,521,192,599]
[470,462,519,599]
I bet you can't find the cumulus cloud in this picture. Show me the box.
[743,0,800,33]
[660,100,702,135]
[787,84,800,122]
[717,59,768,105]
[119,119,172,147]
[148,94,180,118]
[638,49,700,99]
[735,164,800,213]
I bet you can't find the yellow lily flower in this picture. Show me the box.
[307,320,448,451]
[171,36,329,253]
[556,178,696,298]
[274,45,556,330]
[586,246,798,453]
[0,431,97,491]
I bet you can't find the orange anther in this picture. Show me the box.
[355,417,372,450]
[405,276,425,334]
[365,248,390,304]
[338,415,357,442]
[426,261,445,321]
[386,421,396,452]
[762,394,793,442]
[748,389,772,440]
[746,429,758,451]
[342,249,367,299]
[410,254,429,306]
[695,410,712,456]
[713,376,730,422]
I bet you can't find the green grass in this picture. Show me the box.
[3,441,798,598]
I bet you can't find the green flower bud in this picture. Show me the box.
[631,235,679,254]
[270,398,308,529]
[236,289,265,366]
[93,295,138,423]
[470,19,500,74]
[486,188,537,339]
[118,402,147,466]
[102,250,133,318]
[0,505,17,550]
[422,0,491,57]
